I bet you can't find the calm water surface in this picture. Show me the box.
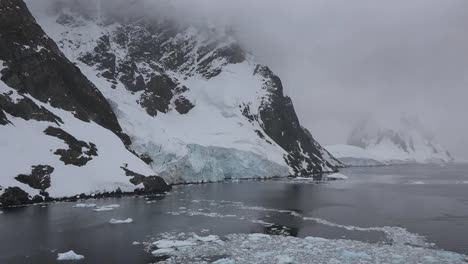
[1,164,467,263]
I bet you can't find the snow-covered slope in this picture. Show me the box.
[326,145,387,167]
[28,3,340,183]
[0,0,169,207]
[346,115,455,165]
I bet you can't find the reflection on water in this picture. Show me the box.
[0,164,467,264]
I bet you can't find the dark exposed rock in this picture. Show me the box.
[15,165,54,191]
[44,126,98,166]
[121,167,171,193]
[254,65,336,175]
[0,92,63,124]
[31,195,44,203]
[138,74,176,116]
[139,153,153,164]
[0,187,30,207]
[79,35,116,80]
[0,0,130,145]
[174,96,195,114]
[0,108,10,125]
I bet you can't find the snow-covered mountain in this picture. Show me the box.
[0,0,340,206]
[342,115,455,165]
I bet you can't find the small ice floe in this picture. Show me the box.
[304,236,328,243]
[212,258,236,264]
[132,241,141,245]
[409,181,425,185]
[151,248,175,256]
[109,218,133,224]
[73,203,97,208]
[341,250,371,259]
[151,239,196,256]
[193,234,219,242]
[248,233,271,241]
[153,239,196,249]
[275,255,294,264]
[327,173,349,180]
[147,233,468,263]
[57,250,85,261]
[93,204,120,212]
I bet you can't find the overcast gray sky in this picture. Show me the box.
[183,0,468,160]
[31,0,468,160]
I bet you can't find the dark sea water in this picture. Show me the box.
[1,164,467,263]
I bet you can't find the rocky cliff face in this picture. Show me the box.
[0,0,169,207]
[0,0,129,144]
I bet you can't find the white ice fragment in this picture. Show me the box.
[93,207,114,212]
[109,218,133,224]
[93,204,120,212]
[132,241,141,245]
[437,251,465,261]
[304,236,328,243]
[153,239,196,249]
[104,204,120,208]
[73,203,97,208]
[193,234,219,242]
[409,181,425,185]
[248,233,271,241]
[151,248,175,256]
[57,250,85,261]
[327,173,349,180]
[275,255,294,264]
[212,258,236,264]
[341,250,371,259]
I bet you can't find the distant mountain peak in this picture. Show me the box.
[346,114,454,164]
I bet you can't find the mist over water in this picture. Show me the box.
[28,0,468,159]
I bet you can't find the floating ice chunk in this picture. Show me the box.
[409,181,425,185]
[153,240,196,249]
[0,211,3,214]
[147,233,468,263]
[248,233,271,241]
[93,204,120,212]
[151,248,175,256]
[423,256,437,263]
[256,251,275,257]
[212,258,236,264]
[275,255,294,264]
[132,241,141,245]
[109,218,133,224]
[304,236,328,243]
[73,203,97,208]
[327,173,349,180]
[57,250,85,261]
[93,207,114,212]
[193,234,219,242]
[437,251,465,261]
[104,204,120,208]
[341,250,371,259]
